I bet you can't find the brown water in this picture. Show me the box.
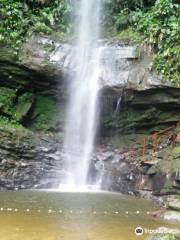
[0,191,178,240]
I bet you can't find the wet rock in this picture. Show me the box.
[146,227,180,240]
[172,147,180,158]
[0,127,63,190]
[160,210,180,223]
[97,151,114,162]
[146,165,159,175]
[167,197,180,212]
[1,34,175,93]
[93,149,140,194]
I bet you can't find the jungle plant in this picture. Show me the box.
[0,0,72,52]
[134,0,180,84]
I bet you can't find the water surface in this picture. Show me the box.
[0,191,178,240]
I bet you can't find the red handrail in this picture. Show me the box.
[130,121,180,161]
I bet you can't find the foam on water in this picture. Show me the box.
[58,184,102,193]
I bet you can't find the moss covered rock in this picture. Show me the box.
[147,232,180,240]
[30,96,64,131]
[167,197,180,212]
[15,92,34,121]
[172,147,180,158]
[0,87,35,123]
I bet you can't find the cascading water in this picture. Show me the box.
[61,0,103,190]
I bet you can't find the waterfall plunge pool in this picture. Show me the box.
[0,191,178,240]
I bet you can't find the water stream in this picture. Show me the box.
[62,0,103,190]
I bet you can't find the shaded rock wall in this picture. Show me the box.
[100,87,180,136]
[0,43,67,131]
[95,124,180,198]
[0,127,62,189]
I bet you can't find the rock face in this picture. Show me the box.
[1,35,173,91]
[161,210,180,223]
[100,87,180,136]
[19,35,172,90]
[1,35,179,132]
[0,127,63,189]
[0,33,179,196]
[147,227,180,240]
[91,128,180,198]
[168,198,180,212]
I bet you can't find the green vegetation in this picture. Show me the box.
[104,0,156,32]
[0,0,179,133]
[110,27,143,43]
[0,87,35,122]
[0,87,17,116]
[0,86,63,131]
[106,0,180,84]
[0,116,23,129]
[134,0,180,84]
[0,0,72,53]
[0,0,179,83]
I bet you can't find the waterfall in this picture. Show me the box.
[61,0,103,190]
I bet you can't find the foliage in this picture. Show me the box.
[0,0,25,53]
[103,0,156,32]
[0,0,72,52]
[33,22,52,34]
[52,0,73,32]
[0,116,23,129]
[134,0,180,84]
[0,0,179,85]
[112,27,143,43]
[104,0,179,84]
[0,87,17,115]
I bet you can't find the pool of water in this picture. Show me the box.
[0,191,178,240]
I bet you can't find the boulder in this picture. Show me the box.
[167,197,180,212]
[160,210,180,223]
[146,227,180,240]
[15,93,34,121]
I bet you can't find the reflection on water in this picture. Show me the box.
[0,191,178,240]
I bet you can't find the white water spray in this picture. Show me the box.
[62,0,103,190]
